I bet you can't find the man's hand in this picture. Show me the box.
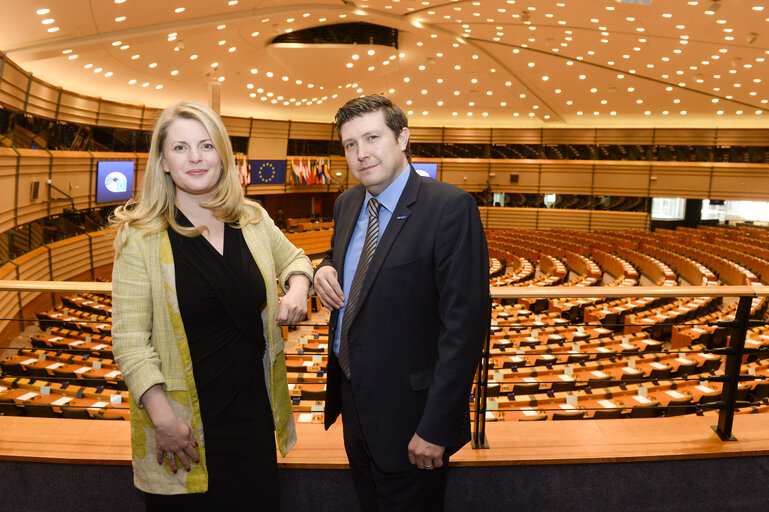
[407,433,445,470]
[314,266,345,310]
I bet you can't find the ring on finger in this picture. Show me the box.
[425,464,433,469]
[166,454,174,461]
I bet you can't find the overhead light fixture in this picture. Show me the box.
[616,0,652,4]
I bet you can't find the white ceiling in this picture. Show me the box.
[2,0,769,128]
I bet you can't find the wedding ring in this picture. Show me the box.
[425,464,433,469]
[166,454,174,461]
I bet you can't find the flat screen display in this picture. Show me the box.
[96,161,135,204]
[412,162,438,179]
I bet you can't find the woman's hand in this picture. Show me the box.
[141,384,199,473]
[277,274,311,325]
[153,414,200,473]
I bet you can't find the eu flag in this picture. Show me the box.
[250,160,286,184]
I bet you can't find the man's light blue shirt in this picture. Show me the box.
[333,165,411,355]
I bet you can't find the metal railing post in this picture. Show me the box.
[713,295,752,441]
[472,297,492,449]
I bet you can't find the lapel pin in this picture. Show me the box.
[396,215,408,220]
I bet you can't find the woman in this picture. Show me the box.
[111,102,312,510]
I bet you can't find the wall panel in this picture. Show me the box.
[592,162,650,197]
[715,129,769,146]
[480,207,649,231]
[648,163,712,198]
[26,77,59,120]
[289,121,335,140]
[595,129,655,145]
[57,91,99,125]
[443,127,491,144]
[491,129,542,144]
[440,160,488,192]
[542,129,596,145]
[15,148,51,226]
[98,100,148,130]
[710,164,769,200]
[538,162,593,195]
[652,129,717,146]
[0,57,27,111]
[409,126,444,143]
[487,161,540,193]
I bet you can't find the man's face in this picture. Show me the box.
[340,110,409,196]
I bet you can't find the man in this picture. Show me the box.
[314,95,489,511]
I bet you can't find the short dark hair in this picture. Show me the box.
[335,94,411,162]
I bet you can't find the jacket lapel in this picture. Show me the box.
[335,186,366,279]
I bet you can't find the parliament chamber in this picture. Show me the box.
[4,0,769,510]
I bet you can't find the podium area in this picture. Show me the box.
[2,414,769,511]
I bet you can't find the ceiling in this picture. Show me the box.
[2,0,769,128]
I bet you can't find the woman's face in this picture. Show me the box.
[161,117,223,206]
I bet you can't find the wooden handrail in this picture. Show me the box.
[0,280,111,293]
[489,284,765,299]
[0,280,765,298]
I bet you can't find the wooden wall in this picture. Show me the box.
[479,207,649,231]
[1,51,767,234]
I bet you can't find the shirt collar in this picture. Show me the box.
[365,164,410,214]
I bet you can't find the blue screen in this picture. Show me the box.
[96,161,135,204]
[412,162,438,179]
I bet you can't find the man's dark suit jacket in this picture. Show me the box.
[320,167,489,473]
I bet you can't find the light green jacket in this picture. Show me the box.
[112,205,312,494]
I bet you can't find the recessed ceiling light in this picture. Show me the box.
[47,27,59,32]
[62,49,72,54]
[129,79,137,84]
[67,54,78,60]
[171,70,179,76]
[42,18,55,25]
[104,72,113,77]
[36,8,50,15]
[115,16,126,22]
[174,7,185,13]
[217,24,226,30]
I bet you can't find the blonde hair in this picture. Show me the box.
[111,102,260,250]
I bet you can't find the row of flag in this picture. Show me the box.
[238,158,333,185]
[287,157,332,186]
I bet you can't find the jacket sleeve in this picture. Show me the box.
[259,206,314,294]
[316,195,341,274]
[112,228,166,404]
[416,192,489,447]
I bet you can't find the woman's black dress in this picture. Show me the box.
[146,214,279,511]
